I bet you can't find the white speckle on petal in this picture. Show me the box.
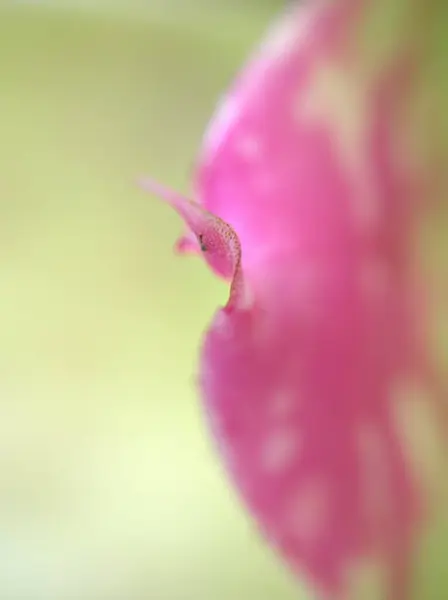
[235,135,262,162]
[202,94,240,156]
[208,309,234,342]
[258,2,314,64]
[296,66,381,234]
[287,478,329,543]
[261,427,299,473]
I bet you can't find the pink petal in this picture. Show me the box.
[144,1,447,598]
[140,177,250,313]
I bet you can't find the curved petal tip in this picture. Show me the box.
[139,175,251,313]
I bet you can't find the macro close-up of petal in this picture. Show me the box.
[144,1,448,599]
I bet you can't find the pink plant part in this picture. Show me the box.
[139,178,248,313]
[143,1,447,598]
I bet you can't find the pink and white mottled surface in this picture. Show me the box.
[144,1,447,598]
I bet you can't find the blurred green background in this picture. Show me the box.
[0,2,305,599]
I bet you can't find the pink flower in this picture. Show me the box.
[142,1,447,598]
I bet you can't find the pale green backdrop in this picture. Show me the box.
[0,2,304,600]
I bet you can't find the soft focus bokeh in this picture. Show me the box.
[0,2,304,599]
[1,2,447,600]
